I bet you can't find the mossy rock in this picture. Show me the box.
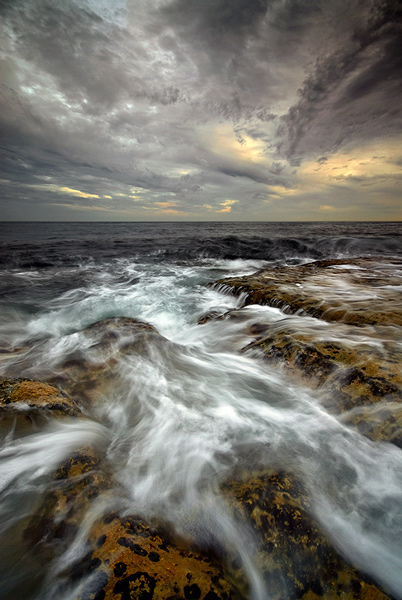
[24,445,113,559]
[0,377,81,416]
[224,471,394,600]
[23,441,241,600]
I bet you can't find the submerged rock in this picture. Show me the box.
[24,449,240,600]
[1,373,239,600]
[243,326,402,445]
[1,362,396,600]
[46,317,168,408]
[0,317,166,410]
[24,445,113,558]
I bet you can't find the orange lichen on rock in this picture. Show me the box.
[68,513,241,600]
[0,377,81,416]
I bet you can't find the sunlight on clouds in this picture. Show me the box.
[28,183,99,199]
[154,202,178,208]
[267,185,300,197]
[262,138,402,219]
[216,199,238,213]
[200,123,270,166]
[159,208,190,215]
[58,187,99,199]
[303,138,402,185]
[53,203,112,212]
[141,201,189,216]
[319,205,336,211]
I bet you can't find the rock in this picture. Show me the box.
[242,327,402,445]
[224,471,394,600]
[24,445,113,559]
[46,317,168,408]
[211,258,402,327]
[0,376,81,436]
[66,513,241,600]
[208,258,402,445]
[15,387,240,599]
[0,377,81,416]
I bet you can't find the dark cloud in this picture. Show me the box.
[280,0,402,158]
[162,0,271,48]
[0,0,401,220]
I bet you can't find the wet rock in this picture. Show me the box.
[46,317,169,408]
[0,376,81,416]
[211,258,402,327]
[0,376,81,436]
[24,445,113,558]
[242,327,402,445]
[67,514,240,600]
[209,258,402,445]
[225,471,394,600]
[17,398,240,599]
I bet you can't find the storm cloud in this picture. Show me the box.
[0,0,401,221]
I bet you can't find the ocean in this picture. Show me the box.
[0,221,401,599]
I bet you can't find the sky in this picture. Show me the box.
[0,0,401,221]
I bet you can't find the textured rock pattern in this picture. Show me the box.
[3,277,401,600]
[225,471,394,600]
[69,514,241,600]
[209,258,402,445]
[0,376,81,437]
[213,258,402,327]
[0,377,81,416]
[24,446,113,559]
[243,328,402,445]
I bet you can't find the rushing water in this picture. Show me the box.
[0,221,401,599]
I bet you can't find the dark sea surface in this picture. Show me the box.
[0,221,402,600]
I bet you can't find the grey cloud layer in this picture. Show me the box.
[281,0,402,158]
[0,0,401,218]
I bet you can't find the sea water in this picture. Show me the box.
[0,221,401,599]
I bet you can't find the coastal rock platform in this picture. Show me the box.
[208,257,402,446]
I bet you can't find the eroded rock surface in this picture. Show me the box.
[208,258,402,445]
[25,448,240,600]
[0,377,81,416]
[212,258,402,326]
[225,471,394,600]
[69,513,241,600]
[243,324,402,445]
[48,317,166,408]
